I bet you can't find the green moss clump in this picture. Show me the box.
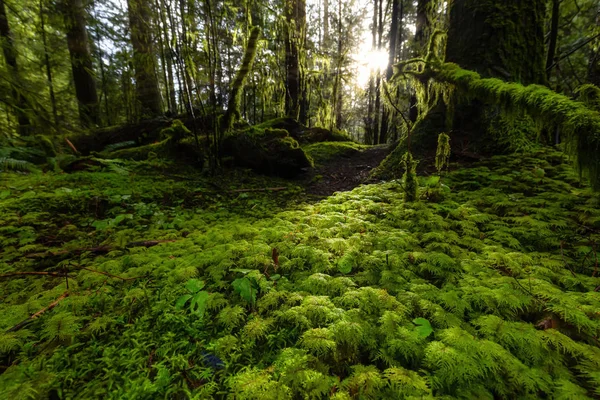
[303,141,368,164]
[402,151,419,202]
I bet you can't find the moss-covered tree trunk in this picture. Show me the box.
[62,0,100,128]
[127,0,162,118]
[0,0,31,135]
[414,0,547,155]
[284,0,307,124]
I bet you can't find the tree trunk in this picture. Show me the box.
[588,7,600,87]
[546,0,560,82]
[62,0,99,127]
[409,0,432,122]
[127,0,162,118]
[380,0,402,144]
[285,0,307,124]
[412,0,547,156]
[0,0,31,134]
[40,0,58,126]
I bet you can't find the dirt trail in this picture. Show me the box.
[305,145,391,196]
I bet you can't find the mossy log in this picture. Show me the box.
[222,127,313,178]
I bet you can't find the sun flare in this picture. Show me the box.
[355,49,389,87]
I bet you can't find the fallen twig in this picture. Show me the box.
[26,240,177,259]
[6,292,69,333]
[0,271,68,279]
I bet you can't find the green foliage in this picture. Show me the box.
[175,279,210,318]
[1,148,600,398]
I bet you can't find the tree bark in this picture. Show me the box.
[380,0,402,144]
[546,0,560,81]
[409,0,432,122]
[285,0,307,124]
[410,0,547,157]
[127,0,162,118]
[588,7,600,86]
[62,0,100,127]
[0,0,31,134]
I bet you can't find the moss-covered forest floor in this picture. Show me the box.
[1,145,600,399]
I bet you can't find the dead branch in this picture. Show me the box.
[26,239,177,259]
[6,292,69,333]
[0,271,68,279]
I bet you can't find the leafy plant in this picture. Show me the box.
[175,279,210,318]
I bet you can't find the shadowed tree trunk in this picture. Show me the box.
[62,0,99,127]
[409,0,433,123]
[589,7,600,87]
[411,0,547,156]
[127,0,162,118]
[0,0,31,134]
[380,0,402,144]
[285,0,307,124]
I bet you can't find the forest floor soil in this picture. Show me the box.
[304,144,391,196]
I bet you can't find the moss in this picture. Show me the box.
[434,63,600,189]
[223,27,261,131]
[303,142,369,164]
[402,152,419,202]
[223,127,313,178]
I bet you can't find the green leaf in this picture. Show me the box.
[185,279,205,293]
[270,274,281,281]
[413,318,433,338]
[176,294,193,309]
[0,190,10,199]
[190,291,210,317]
[338,253,354,274]
[230,268,253,275]
[232,277,258,305]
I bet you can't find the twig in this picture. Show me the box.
[64,138,79,155]
[26,240,177,259]
[6,292,69,332]
[0,271,68,279]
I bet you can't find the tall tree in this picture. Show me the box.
[0,0,31,134]
[127,0,162,118]
[409,0,547,154]
[380,0,403,144]
[61,0,99,127]
[409,0,433,122]
[589,5,600,86]
[284,0,307,123]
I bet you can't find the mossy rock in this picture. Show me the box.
[303,141,368,164]
[223,128,313,178]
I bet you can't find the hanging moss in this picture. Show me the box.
[223,27,261,131]
[576,84,600,112]
[431,63,600,189]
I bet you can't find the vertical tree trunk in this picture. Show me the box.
[409,0,432,122]
[40,0,58,126]
[380,0,402,144]
[588,7,600,87]
[285,0,307,124]
[546,0,560,81]
[323,0,329,48]
[0,0,31,134]
[409,0,547,156]
[372,0,383,143]
[127,0,162,118]
[62,0,99,127]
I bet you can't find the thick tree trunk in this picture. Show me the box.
[62,0,99,127]
[409,0,432,123]
[546,0,560,81]
[380,0,402,144]
[413,0,547,157]
[285,0,307,124]
[40,0,58,125]
[127,0,162,118]
[0,0,31,134]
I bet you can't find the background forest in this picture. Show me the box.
[1,0,600,399]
